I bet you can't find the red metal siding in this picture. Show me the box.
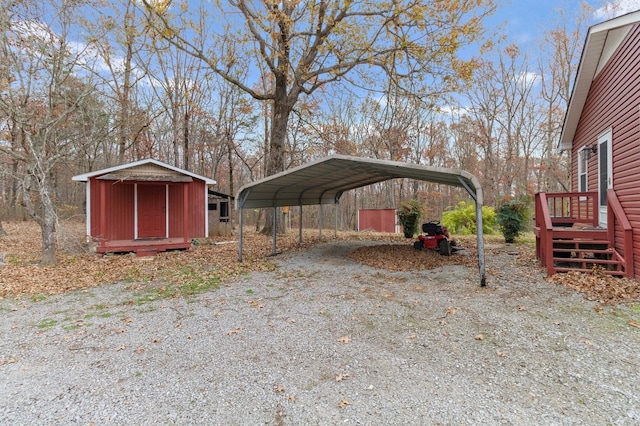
[572,24,640,278]
[358,209,397,233]
[168,180,206,238]
[90,179,135,241]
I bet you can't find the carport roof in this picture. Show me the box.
[236,154,483,209]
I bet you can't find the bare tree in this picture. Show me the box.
[0,0,98,264]
[537,5,591,192]
[144,0,495,230]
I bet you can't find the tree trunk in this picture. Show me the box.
[261,86,291,235]
[40,214,57,265]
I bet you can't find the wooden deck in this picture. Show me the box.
[96,238,191,257]
[535,191,633,277]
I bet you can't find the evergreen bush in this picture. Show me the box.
[496,198,531,243]
[397,200,423,238]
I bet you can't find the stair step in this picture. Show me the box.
[553,239,609,245]
[552,248,612,254]
[553,257,620,265]
[553,267,626,276]
[136,248,158,257]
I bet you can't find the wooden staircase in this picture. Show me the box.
[551,233,624,276]
[534,191,633,278]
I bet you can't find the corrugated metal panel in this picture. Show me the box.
[358,209,397,233]
[106,182,135,240]
[168,181,206,239]
[90,179,134,240]
[572,24,640,278]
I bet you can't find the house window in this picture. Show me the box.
[578,148,589,193]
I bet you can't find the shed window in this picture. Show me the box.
[219,201,229,219]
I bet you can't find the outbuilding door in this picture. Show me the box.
[137,184,167,239]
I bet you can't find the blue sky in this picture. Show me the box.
[490,0,640,51]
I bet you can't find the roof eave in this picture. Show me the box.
[559,10,640,150]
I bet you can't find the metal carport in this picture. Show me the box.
[235,154,486,286]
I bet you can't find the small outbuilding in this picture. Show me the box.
[73,159,216,256]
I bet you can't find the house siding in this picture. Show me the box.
[572,24,640,276]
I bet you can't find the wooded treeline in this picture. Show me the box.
[0,0,592,262]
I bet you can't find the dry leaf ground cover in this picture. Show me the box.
[1,220,640,304]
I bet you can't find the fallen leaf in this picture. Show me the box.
[116,345,127,351]
[227,327,243,336]
[496,351,507,357]
[274,385,285,393]
[0,357,17,366]
[134,347,145,354]
[628,319,640,329]
[287,394,296,402]
[288,318,297,323]
[338,399,350,408]
[446,307,456,315]
[335,373,349,382]
[407,334,416,340]
[475,334,484,340]
[337,336,352,343]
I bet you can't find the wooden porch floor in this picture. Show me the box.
[96,238,191,257]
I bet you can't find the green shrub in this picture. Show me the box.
[496,198,531,243]
[441,201,496,235]
[397,200,423,238]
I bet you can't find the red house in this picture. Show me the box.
[73,159,216,256]
[535,11,640,279]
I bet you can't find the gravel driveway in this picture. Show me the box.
[2,240,640,425]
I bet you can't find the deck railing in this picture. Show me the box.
[535,190,633,277]
[607,189,634,278]
[535,191,598,275]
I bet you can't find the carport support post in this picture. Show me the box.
[298,204,303,244]
[272,206,277,255]
[238,208,244,262]
[319,204,323,240]
[334,203,338,237]
[475,200,486,287]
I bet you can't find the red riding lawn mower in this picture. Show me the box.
[413,221,460,256]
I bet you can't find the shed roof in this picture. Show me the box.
[236,154,483,209]
[72,158,216,185]
[559,10,640,150]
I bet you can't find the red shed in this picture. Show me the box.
[73,159,216,256]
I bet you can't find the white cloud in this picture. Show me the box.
[517,71,540,87]
[594,0,640,20]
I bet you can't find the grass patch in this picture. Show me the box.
[30,294,47,302]
[131,268,221,306]
[37,318,58,329]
